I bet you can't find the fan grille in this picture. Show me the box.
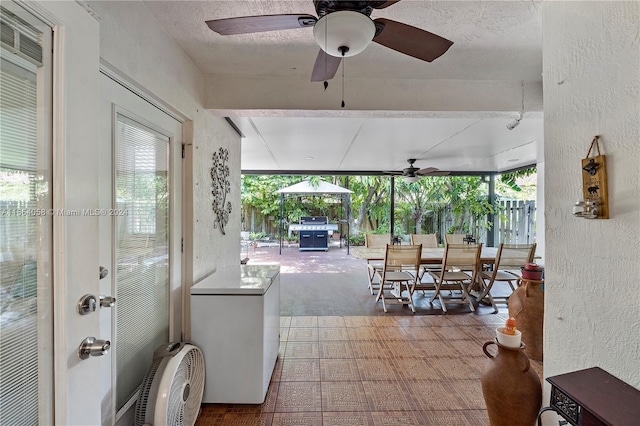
[134,357,163,426]
[166,347,205,426]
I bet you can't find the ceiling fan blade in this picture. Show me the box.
[416,167,439,175]
[383,171,403,175]
[372,18,453,62]
[311,50,342,82]
[423,170,451,176]
[206,14,316,35]
[372,1,402,9]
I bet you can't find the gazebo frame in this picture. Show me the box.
[275,180,352,255]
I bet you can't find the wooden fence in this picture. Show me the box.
[437,199,536,245]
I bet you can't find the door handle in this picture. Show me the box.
[78,337,111,359]
[77,294,97,315]
[99,295,116,308]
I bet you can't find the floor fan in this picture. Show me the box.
[135,342,205,426]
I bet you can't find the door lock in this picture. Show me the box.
[78,337,111,359]
[77,294,97,315]
[99,295,116,308]
[99,266,109,279]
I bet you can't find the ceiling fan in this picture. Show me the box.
[205,1,454,82]
[385,159,451,182]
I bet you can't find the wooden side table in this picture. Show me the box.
[538,367,640,425]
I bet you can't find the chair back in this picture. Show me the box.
[444,234,465,245]
[365,234,391,248]
[410,233,439,248]
[441,243,482,271]
[497,243,537,269]
[383,244,422,273]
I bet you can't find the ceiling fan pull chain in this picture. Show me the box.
[324,17,328,91]
[341,48,346,108]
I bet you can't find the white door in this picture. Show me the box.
[0,3,53,425]
[98,72,183,425]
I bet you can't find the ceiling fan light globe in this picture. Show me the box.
[313,11,375,58]
[403,176,420,184]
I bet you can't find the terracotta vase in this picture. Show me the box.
[481,340,542,426]
[509,279,544,361]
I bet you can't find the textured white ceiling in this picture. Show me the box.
[143,0,544,174]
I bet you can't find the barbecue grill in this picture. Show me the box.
[289,216,338,251]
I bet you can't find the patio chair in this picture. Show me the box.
[478,243,537,312]
[410,233,440,283]
[375,244,422,313]
[444,234,465,245]
[365,234,392,295]
[427,243,482,313]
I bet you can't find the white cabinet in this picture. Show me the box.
[190,265,280,404]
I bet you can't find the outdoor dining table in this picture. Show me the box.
[351,246,499,266]
[351,245,499,296]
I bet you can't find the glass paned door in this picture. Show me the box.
[114,114,170,410]
[0,4,52,425]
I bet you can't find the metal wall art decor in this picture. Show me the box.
[576,136,609,219]
[211,147,232,234]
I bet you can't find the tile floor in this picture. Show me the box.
[195,314,543,425]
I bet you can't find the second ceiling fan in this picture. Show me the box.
[206,0,454,82]
[386,159,451,182]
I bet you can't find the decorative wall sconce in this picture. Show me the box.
[211,147,232,235]
[576,136,609,219]
[572,200,598,219]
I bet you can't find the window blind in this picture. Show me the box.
[114,115,170,411]
[0,54,40,426]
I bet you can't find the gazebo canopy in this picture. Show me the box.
[275,180,353,195]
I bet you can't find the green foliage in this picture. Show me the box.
[349,234,365,246]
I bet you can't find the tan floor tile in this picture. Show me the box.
[321,381,369,411]
[430,357,482,380]
[350,341,389,359]
[394,316,429,327]
[368,316,401,327]
[446,339,487,358]
[464,409,490,425]
[356,358,398,381]
[317,316,346,327]
[271,412,322,426]
[290,316,318,328]
[284,342,319,358]
[320,359,360,381]
[405,379,467,411]
[362,381,415,411]
[271,359,283,382]
[319,341,354,358]
[348,327,379,341]
[393,358,439,381]
[404,326,440,341]
[280,317,291,328]
[409,340,457,358]
[319,327,350,341]
[279,327,289,342]
[380,341,418,359]
[432,325,474,340]
[322,411,375,426]
[448,379,488,409]
[343,316,376,328]
[287,327,319,342]
[420,410,472,425]
[275,382,322,412]
[374,326,411,341]
[218,412,273,425]
[415,315,454,327]
[280,359,320,381]
[370,411,424,425]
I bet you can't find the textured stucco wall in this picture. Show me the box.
[543,0,640,399]
[90,1,242,280]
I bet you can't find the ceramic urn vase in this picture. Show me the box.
[480,340,542,426]
[508,279,544,361]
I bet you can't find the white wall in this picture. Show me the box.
[543,0,640,405]
[90,1,241,280]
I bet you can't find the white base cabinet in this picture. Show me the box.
[190,265,280,404]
